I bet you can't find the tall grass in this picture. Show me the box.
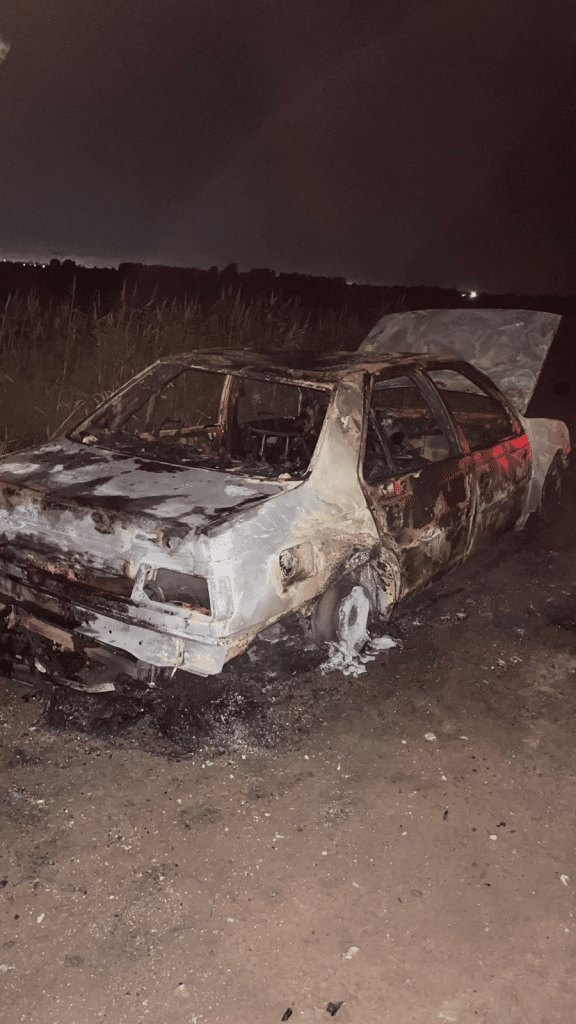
[0,290,372,453]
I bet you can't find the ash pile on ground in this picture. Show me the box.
[39,615,345,755]
[26,481,576,758]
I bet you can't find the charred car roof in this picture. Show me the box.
[134,347,487,386]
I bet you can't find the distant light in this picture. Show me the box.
[469,290,478,299]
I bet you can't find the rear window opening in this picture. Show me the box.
[72,368,330,481]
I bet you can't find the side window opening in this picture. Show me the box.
[234,379,328,474]
[363,375,451,483]
[427,368,517,451]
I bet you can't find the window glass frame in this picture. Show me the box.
[362,368,460,483]
[423,360,523,452]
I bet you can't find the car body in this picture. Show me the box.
[0,309,570,691]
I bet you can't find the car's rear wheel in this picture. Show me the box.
[312,581,371,649]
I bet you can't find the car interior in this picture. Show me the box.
[363,375,451,483]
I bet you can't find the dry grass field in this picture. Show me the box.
[0,290,371,453]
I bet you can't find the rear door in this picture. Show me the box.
[425,364,531,549]
[361,371,474,598]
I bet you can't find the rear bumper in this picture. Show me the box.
[77,608,229,676]
[0,573,230,680]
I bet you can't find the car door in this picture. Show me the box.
[425,364,532,550]
[361,370,474,599]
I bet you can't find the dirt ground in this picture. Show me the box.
[1,477,576,1024]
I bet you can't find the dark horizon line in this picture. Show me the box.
[1,256,575,302]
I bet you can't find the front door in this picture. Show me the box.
[361,372,473,598]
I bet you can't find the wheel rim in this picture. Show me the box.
[336,585,370,651]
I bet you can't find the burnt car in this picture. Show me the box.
[0,309,570,691]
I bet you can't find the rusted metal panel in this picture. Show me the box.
[9,610,76,651]
[362,451,473,599]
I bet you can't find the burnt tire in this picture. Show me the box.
[538,458,563,526]
[312,581,371,647]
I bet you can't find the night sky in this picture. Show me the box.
[1,0,575,293]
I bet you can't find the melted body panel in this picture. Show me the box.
[364,452,473,599]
